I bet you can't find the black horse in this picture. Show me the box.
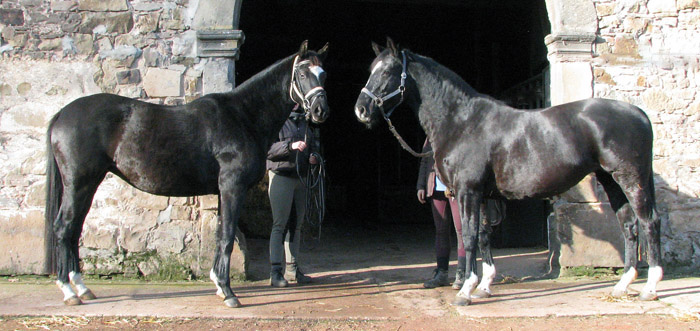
[45,41,329,308]
[354,38,662,306]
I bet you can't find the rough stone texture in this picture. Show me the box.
[143,67,182,97]
[593,0,700,268]
[0,0,248,279]
[555,202,625,267]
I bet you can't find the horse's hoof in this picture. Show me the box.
[451,296,471,306]
[64,296,82,306]
[471,288,492,298]
[610,289,627,298]
[224,296,241,308]
[639,292,658,301]
[79,290,97,300]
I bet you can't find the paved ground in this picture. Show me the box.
[1,223,699,325]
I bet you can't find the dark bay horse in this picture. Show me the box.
[354,38,662,306]
[45,41,329,308]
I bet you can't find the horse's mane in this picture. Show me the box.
[406,50,507,123]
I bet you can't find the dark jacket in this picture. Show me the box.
[266,111,320,177]
[417,139,439,198]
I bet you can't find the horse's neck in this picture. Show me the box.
[408,57,476,148]
[225,56,297,141]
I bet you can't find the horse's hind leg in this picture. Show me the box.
[597,170,662,300]
[54,178,103,305]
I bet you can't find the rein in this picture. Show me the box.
[290,56,326,119]
[361,51,432,158]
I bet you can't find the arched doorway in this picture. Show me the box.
[233,0,553,248]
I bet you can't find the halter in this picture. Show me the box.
[361,51,432,158]
[290,56,327,118]
[360,50,408,118]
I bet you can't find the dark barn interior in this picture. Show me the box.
[237,0,552,248]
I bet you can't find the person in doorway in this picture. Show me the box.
[266,106,321,287]
[416,139,466,289]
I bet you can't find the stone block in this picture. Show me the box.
[198,195,218,210]
[23,181,45,207]
[0,210,45,274]
[116,69,141,85]
[554,202,624,267]
[78,0,128,12]
[38,38,63,51]
[648,0,679,15]
[61,13,82,33]
[678,0,700,10]
[0,8,25,26]
[148,220,190,254]
[135,12,159,34]
[143,67,182,97]
[78,12,134,34]
[52,1,77,12]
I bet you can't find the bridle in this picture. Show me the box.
[290,55,326,119]
[360,50,407,118]
[360,51,432,158]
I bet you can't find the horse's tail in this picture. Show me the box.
[44,114,62,275]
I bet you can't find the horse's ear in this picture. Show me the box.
[371,41,383,56]
[317,42,329,61]
[386,37,399,57]
[298,40,309,56]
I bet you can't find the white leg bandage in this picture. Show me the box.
[56,279,77,301]
[210,269,225,298]
[457,272,479,299]
[613,267,638,294]
[69,271,90,297]
[476,262,496,294]
[642,266,663,296]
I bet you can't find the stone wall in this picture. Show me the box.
[0,0,256,279]
[592,0,700,267]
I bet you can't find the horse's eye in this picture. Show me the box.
[300,73,307,79]
[381,71,390,77]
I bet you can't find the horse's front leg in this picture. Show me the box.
[453,189,482,306]
[472,201,496,298]
[210,176,246,308]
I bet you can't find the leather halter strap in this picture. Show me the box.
[290,56,327,115]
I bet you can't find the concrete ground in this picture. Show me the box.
[1,223,698,322]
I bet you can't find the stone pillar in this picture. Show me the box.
[191,0,249,277]
[544,0,625,272]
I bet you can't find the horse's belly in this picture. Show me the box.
[495,164,592,200]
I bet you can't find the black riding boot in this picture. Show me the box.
[285,263,312,284]
[270,264,288,288]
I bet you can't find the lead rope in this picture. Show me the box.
[295,122,326,243]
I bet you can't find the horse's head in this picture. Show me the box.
[354,37,406,128]
[291,40,330,124]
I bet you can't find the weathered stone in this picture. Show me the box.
[60,13,82,33]
[0,8,25,26]
[595,3,615,17]
[559,175,607,203]
[678,0,700,10]
[78,0,128,12]
[148,220,190,254]
[16,82,32,96]
[199,210,248,277]
[99,45,142,67]
[20,0,43,6]
[170,205,193,221]
[116,69,141,85]
[161,6,184,31]
[0,210,45,274]
[51,1,77,12]
[135,12,160,34]
[554,202,624,267]
[37,38,62,51]
[1,26,28,48]
[648,0,679,14]
[133,3,163,12]
[198,195,218,210]
[202,58,234,94]
[594,68,616,85]
[0,83,12,97]
[143,67,182,97]
[78,12,134,34]
[72,34,94,55]
[143,47,165,67]
[82,222,119,250]
[613,35,641,58]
